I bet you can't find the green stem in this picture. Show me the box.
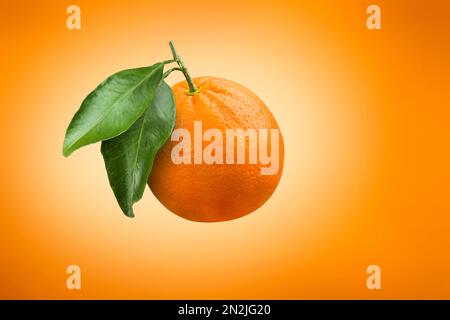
[163,67,182,79]
[162,59,176,65]
[168,41,198,94]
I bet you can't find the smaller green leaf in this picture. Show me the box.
[101,81,176,217]
[63,63,164,157]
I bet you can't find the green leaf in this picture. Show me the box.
[101,81,176,217]
[63,63,164,157]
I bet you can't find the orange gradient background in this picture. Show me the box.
[0,0,449,299]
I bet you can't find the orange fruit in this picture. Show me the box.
[148,77,284,222]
